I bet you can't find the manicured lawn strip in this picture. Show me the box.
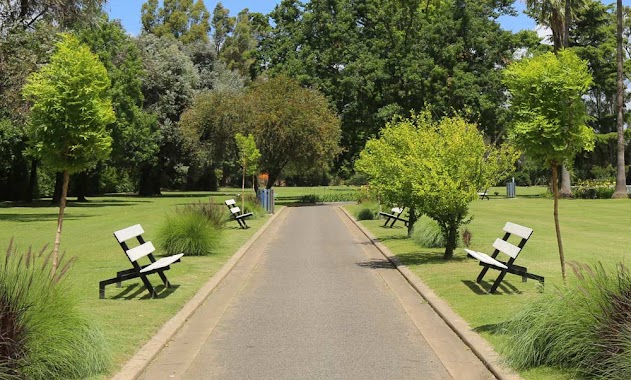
[0,191,273,378]
[346,194,631,380]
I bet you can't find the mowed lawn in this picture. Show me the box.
[0,190,272,378]
[347,187,631,379]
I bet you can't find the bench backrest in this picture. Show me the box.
[225,199,243,216]
[493,222,533,261]
[113,224,155,263]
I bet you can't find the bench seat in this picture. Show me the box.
[465,249,507,269]
[379,207,408,227]
[140,253,184,273]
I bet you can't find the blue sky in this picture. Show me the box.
[105,0,623,36]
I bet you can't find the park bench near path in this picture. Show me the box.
[465,222,544,293]
[224,199,253,229]
[379,206,409,227]
[99,224,183,299]
[477,189,490,200]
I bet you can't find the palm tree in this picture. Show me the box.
[612,0,627,198]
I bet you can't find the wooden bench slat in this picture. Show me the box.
[492,238,521,259]
[230,206,241,214]
[140,253,184,273]
[225,199,236,206]
[114,224,144,243]
[503,222,533,240]
[126,241,156,262]
[465,249,508,269]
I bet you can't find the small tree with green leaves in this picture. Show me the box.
[355,118,426,236]
[411,115,518,259]
[504,49,594,281]
[235,132,261,209]
[23,34,115,275]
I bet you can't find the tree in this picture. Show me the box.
[136,33,198,195]
[220,9,266,78]
[612,0,627,198]
[22,34,115,274]
[211,2,235,54]
[244,76,342,189]
[141,0,211,44]
[356,113,518,258]
[235,133,261,209]
[504,50,594,281]
[179,89,246,190]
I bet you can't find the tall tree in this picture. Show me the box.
[220,9,267,78]
[141,0,211,44]
[504,50,594,282]
[613,0,627,198]
[23,34,115,274]
[211,2,234,53]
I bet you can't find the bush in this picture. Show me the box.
[298,194,321,204]
[320,192,358,202]
[0,240,110,379]
[158,209,223,256]
[574,180,616,199]
[501,262,631,379]
[411,217,469,248]
[240,194,266,218]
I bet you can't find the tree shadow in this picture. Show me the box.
[1,199,147,209]
[109,283,181,300]
[473,322,509,335]
[461,279,523,295]
[0,213,93,222]
[356,259,396,269]
[396,251,468,266]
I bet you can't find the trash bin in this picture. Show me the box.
[506,180,516,198]
[257,188,275,214]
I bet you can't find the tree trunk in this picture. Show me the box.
[138,165,161,196]
[241,163,246,211]
[76,171,88,202]
[559,165,573,198]
[551,163,566,283]
[407,208,418,237]
[266,172,277,190]
[52,170,69,277]
[253,174,259,194]
[613,0,627,199]
[52,172,63,204]
[443,222,458,260]
[563,0,570,48]
[26,159,37,203]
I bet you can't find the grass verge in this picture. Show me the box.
[346,190,631,380]
[0,191,272,379]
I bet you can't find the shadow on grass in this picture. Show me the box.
[473,322,509,335]
[461,279,523,295]
[109,283,181,300]
[0,213,93,222]
[396,251,468,266]
[0,199,148,209]
[356,259,396,269]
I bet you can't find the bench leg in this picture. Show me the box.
[388,217,397,228]
[157,270,172,288]
[489,270,508,293]
[383,217,391,227]
[476,266,490,283]
[139,274,157,298]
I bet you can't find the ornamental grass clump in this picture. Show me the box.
[182,199,228,228]
[412,217,467,249]
[502,262,631,379]
[159,207,223,256]
[0,239,110,380]
[354,202,379,220]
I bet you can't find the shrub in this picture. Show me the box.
[158,209,223,256]
[501,262,631,379]
[298,194,321,204]
[240,194,266,218]
[320,192,358,202]
[0,240,110,379]
[574,180,616,199]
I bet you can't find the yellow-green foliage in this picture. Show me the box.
[23,33,115,174]
[503,50,594,167]
[356,113,518,258]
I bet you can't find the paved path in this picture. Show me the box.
[139,205,494,380]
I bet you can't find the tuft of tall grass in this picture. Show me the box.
[354,202,379,220]
[158,209,223,256]
[412,217,465,248]
[240,194,266,218]
[502,262,631,379]
[298,194,321,204]
[0,239,110,380]
[182,199,228,228]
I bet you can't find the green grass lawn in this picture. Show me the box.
[0,190,272,378]
[347,187,631,379]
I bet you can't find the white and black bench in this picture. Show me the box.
[99,224,183,299]
[224,199,253,229]
[478,189,490,200]
[378,207,409,227]
[465,222,544,293]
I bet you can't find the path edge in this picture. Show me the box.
[111,207,286,380]
[339,206,521,380]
